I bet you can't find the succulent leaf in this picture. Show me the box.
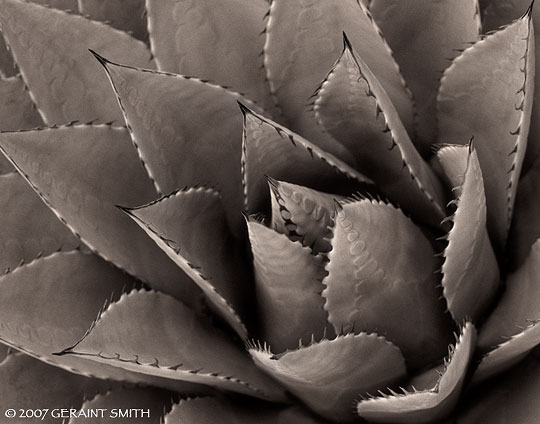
[68,387,172,424]
[269,179,342,253]
[478,239,540,352]
[323,199,452,369]
[370,0,481,150]
[0,0,153,125]
[241,106,368,214]
[247,220,329,353]
[0,35,16,78]
[122,186,249,340]
[78,0,148,42]
[439,145,500,323]
[62,289,287,402]
[93,56,264,234]
[437,12,535,249]
[32,0,78,10]
[165,397,324,424]
[0,353,112,420]
[458,354,540,424]
[0,124,201,305]
[0,75,42,131]
[263,0,414,139]
[356,323,476,424]
[146,0,275,113]
[314,38,446,228]
[250,332,407,422]
[0,172,80,273]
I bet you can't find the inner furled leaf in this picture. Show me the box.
[0,353,111,417]
[322,199,453,369]
[0,0,153,125]
[0,173,80,273]
[370,0,480,152]
[241,106,369,215]
[69,387,172,424]
[269,179,342,254]
[314,38,446,229]
[250,333,406,423]
[437,11,535,249]
[439,145,500,323]
[263,0,414,147]
[0,75,43,131]
[93,55,265,235]
[147,0,275,114]
[0,125,201,305]
[78,0,148,42]
[122,187,249,340]
[458,354,540,424]
[61,290,287,402]
[356,323,476,424]
[165,397,326,424]
[247,220,329,353]
[478,239,540,353]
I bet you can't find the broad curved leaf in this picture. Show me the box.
[250,332,407,423]
[323,199,452,369]
[147,0,274,113]
[0,75,42,132]
[356,323,476,423]
[0,124,201,304]
[247,220,329,353]
[314,38,446,227]
[439,145,500,323]
[241,106,368,215]
[62,289,287,402]
[93,55,265,234]
[0,0,153,125]
[123,187,249,340]
[263,0,414,143]
[370,0,480,150]
[438,12,535,248]
[0,172,80,273]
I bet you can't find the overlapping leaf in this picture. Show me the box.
[0,0,153,125]
[0,75,42,131]
[323,199,452,368]
[314,38,446,227]
[438,11,535,248]
[0,124,201,304]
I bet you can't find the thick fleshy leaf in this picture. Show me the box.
[123,187,249,340]
[78,0,148,42]
[370,0,480,149]
[165,397,324,424]
[507,154,540,268]
[439,145,500,323]
[437,11,535,248]
[458,354,540,424]
[314,38,446,227]
[0,124,201,304]
[61,290,287,402]
[356,323,476,423]
[480,0,540,172]
[269,179,341,253]
[0,36,16,78]
[0,353,111,422]
[147,0,274,112]
[69,388,171,424]
[0,0,153,125]
[0,172,80,273]
[241,106,368,215]
[263,0,414,143]
[0,75,42,131]
[323,199,452,369]
[478,239,540,353]
[32,0,78,9]
[250,333,407,422]
[247,220,329,353]
[94,55,265,233]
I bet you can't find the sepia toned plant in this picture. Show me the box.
[1,0,540,422]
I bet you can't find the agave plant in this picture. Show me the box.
[1,0,540,422]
